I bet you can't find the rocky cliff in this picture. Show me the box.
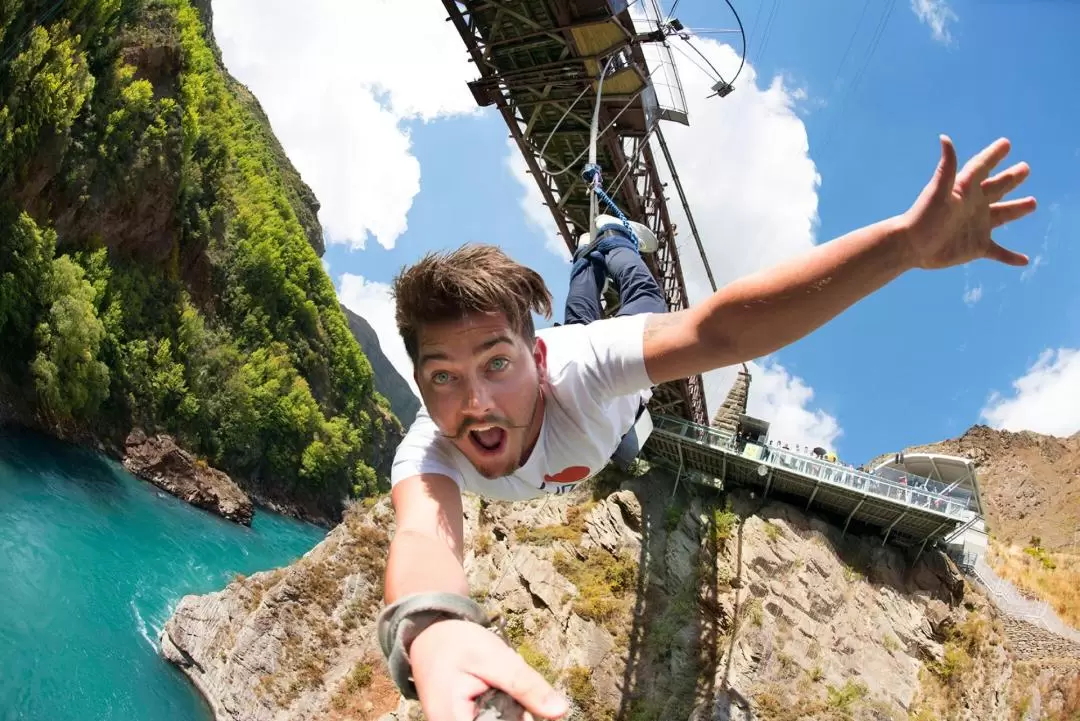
[0,0,409,520]
[123,428,254,525]
[878,424,1080,647]
[159,463,1080,721]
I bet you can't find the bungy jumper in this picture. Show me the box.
[376,53,661,721]
[379,3,750,716]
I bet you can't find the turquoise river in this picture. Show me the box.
[0,428,329,720]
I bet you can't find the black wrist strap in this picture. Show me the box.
[376,592,491,700]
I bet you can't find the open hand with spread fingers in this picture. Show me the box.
[902,135,1037,271]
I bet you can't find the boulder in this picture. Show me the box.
[123,429,254,525]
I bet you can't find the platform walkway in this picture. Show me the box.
[643,415,977,548]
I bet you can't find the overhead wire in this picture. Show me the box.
[843,0,897,103]
[755,0,781,68]
[0,0,68,64]
[821,0,898,151]
[745,0,766,57]
[830,0,873,90]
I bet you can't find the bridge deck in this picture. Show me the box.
[644,416,976,548]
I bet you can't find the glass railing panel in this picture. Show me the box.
[650,416,969,519]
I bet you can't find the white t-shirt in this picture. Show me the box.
[389,312,657,501]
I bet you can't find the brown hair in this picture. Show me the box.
[392,243,553,364]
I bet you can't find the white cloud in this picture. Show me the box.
[643,36,825,427]
[980,349,1080,437]
[910,0,958,45]
[1020,254,1044,282]
[337,273,420,399]
[1021,207,1057,281]
[747,360,844,452]
[210,0,478,251]
[963,284,983,306]
[705,359,842,452]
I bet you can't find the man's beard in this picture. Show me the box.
[437,387,544,441]
[439,386,545,477]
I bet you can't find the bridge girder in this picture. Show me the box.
[442,0,709,426]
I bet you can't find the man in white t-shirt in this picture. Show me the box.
[376,136,1036,721]
[389,209,665,504]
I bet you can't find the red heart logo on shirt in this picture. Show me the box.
[544,465,591,485]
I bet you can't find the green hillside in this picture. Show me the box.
[0,0,399,519]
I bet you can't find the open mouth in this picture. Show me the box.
[468,425,507,455]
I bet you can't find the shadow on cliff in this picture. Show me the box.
[596,465,727,721]
[597,460,964,721]
[0,426,123,494]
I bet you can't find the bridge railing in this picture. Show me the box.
[970,555,1080,643]
[650,415,972,520]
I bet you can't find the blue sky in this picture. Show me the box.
[211,0,1080,465]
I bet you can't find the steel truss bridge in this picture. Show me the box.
[442,0,709,426]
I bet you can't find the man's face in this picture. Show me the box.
[414,311,546,479]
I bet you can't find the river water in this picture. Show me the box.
[0,428,328,720]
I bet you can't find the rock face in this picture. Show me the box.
[123,429,254,525]
[1003,617,1080,662]
[160,464,1080,721]
[160,501,397,721]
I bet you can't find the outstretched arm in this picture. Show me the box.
[384,473,469,603]
[642,135,1036,386]
[384,475,570,721]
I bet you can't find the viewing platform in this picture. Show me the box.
[643,414,980,550]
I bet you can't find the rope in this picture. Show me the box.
[526,51,652,250]
[584,170,639,247]
[581,55,640,249]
